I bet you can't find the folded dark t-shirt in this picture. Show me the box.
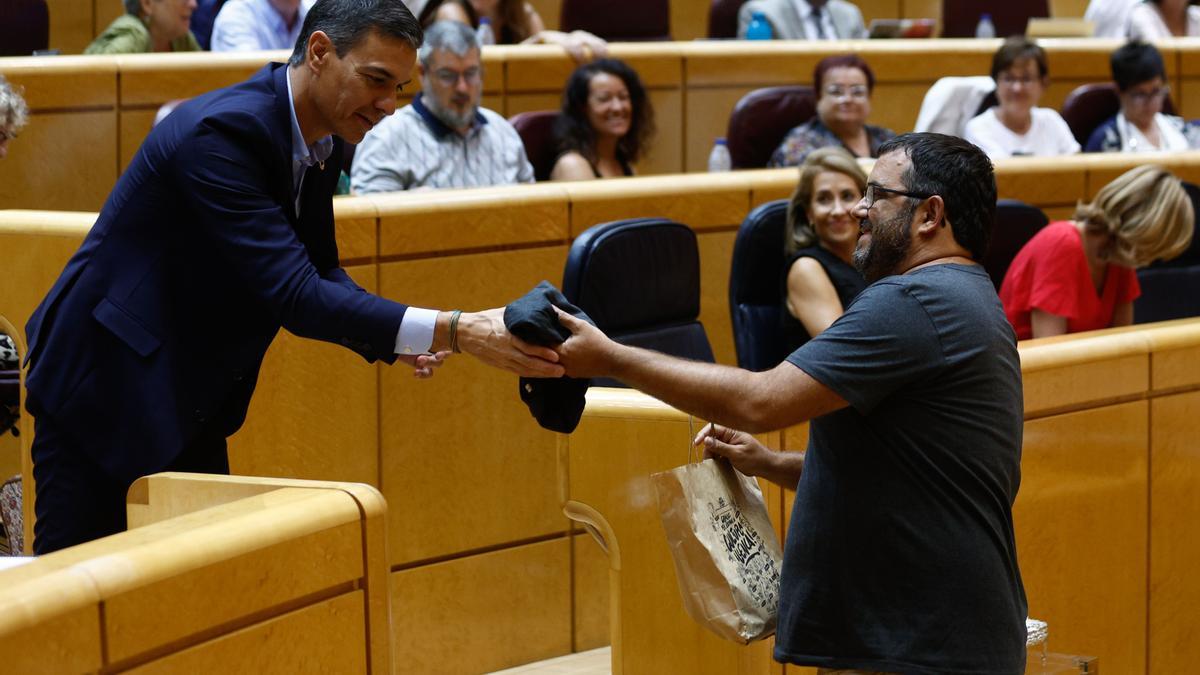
[504,281,595,433]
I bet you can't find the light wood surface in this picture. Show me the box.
[0,473,393,673]
[8,40,1200,210]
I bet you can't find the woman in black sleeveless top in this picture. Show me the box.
[550,59,655,181]
[780,147,869,352]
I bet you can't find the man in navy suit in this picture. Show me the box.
[24,0,563,554]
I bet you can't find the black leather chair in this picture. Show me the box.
[1063,82,1177,148]
[982,199,1049,290]
[729,200,791,371]
[940,0,1049,37]
[509,110,560,182]
[708,0,749,38]
[726,85,817,169]
[563,218,715,387]
[560,0,671,41]
[1135,181,1200,323]
[0,0,49,56]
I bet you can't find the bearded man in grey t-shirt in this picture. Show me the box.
[553,132,1028,675]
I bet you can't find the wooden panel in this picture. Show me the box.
[857,0,904,24]
[565,173,749,237]
[0,215,92,331]
[0,56,118,107]
[378,246,568,563]
[374,184,569,257]
[1020,331,1149,416]
[566,390,769,675]
[1145,322,1200,392]
[1016,402,1149,675]
[0,110,117,211]
[0,570,102,673]
[103,499,363,660]
[994,156,1087,211]
[117,52,276,106]
[641,88,684,175]
[391,539,572,674]
[229,267,380,486]
[127,590,367,674]
[572,531,611,652]
[49,0,95,54]
[333,196,379,263]
[1149,391,1200,673]
[698,229,738,366]
[119,108,157,171]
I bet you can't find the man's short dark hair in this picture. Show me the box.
[990,37,1048,81]
[289,0,423,66]
[877,132,997,261]
[1111,41,1166,92]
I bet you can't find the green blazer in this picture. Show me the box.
[84,14,201,54]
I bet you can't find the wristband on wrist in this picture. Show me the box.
[448,310,463,353]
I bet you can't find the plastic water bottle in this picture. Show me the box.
[708,138,732,172]
[745,11,773,40]
[974,13,996,39]
[477,17,496,46]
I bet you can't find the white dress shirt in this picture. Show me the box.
[1127,2,1200,40]
[794,0,839,40]
[285,69,437,355]
[212,0,316,52]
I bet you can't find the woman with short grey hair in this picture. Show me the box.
[85,0,201,54]
[0,75,28,160]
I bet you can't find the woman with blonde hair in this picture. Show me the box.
[1000,164,1194,339]
[0,75,29,160]
[780,146,869,351]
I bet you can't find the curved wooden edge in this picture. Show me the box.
[583,387,693,422]
[1019,330,1152,373]
[0,211,96,235]
[0,567,98,635]
[563,500,620,572]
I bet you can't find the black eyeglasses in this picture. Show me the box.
[863,182,932,209]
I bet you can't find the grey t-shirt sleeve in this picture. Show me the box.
[786,280,945,414]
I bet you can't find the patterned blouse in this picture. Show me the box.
[767,118,896,168]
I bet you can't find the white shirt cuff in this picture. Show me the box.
[395,307,438,355]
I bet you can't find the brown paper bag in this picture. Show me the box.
[652,457,783,644]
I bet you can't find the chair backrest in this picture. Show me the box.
[563,218,714,386]
[1062,82,1179,147]
[560,0,671,41]
[729,200,791,371]
[726,85,817,169]
[1135,266,1200,323]
[940,0,1050,37]
[509,110,560,182]
[0,0,49,56]
[1061,83,1121,147]
[708,0,749,38]
[982,199,1049,290]
[975,89,999,118]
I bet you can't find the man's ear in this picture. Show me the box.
[306,31,334,74]
[917,195,947,236]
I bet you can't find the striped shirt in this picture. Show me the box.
[351,94,535,194]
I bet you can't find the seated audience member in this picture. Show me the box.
[780,147,868,352]
[768,55,895,168]
[211,0,313,51]
[1128,0,1200,39]
[421,0,606,63]
[1087,0,1139,37]
[86,0,201,54]
[965,38,1079,159]
[0,75,29,161]
[550,58,655,181]
[1085,41,1200,153]
[1000,165,1194,339]
[351,21,533,193]
[737,0,867,39]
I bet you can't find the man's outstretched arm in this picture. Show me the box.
[553,309,847,433]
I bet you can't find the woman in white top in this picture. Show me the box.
[1085,41,1200,152]
[1128,0,1200,40]
[965,38,1080,160]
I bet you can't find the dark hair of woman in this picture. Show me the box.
[554,58,655,165]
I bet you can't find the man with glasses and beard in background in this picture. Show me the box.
[552,133,1029,674]
[351,19,533,192]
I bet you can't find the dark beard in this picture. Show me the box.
[853,201,915,283]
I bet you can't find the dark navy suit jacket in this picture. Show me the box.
[25,62,407,482]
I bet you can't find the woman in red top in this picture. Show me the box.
[1001,165,1194,339]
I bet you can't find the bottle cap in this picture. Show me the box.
[715,137,727,145]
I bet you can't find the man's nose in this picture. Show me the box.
[377,93,397,116]
[851,196,869,220]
